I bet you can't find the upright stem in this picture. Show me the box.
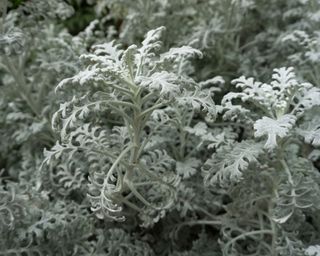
[269,198,278,256]
[178,109,193,160]
[124,85,143,183]
[131,89,142,163]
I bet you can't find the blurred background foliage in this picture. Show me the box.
[8,0,96,34]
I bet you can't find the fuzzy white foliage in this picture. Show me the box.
[254,115,296,150]
[299,129,320,146]
[184,122,230,149]
[160,46,203,62]
[199,75,224,88]
[138,71,179,97]
[176,88,216,118]
[176,158,201,179]
[140,26,165,55]
[297,117,320,146]
[223,67,320,119]
[56,65,101,90]
[228,67,298,114]
[203,141,263,187]
[306,245,320,256]
[293,86,320,116]
[48,26,207,224]
[282,30,311,45]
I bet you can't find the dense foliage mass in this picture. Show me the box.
[1,0,320,255]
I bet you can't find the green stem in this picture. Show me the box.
[126,181,155,208]
[177,109,194,160]
[268,162,279,256]
[104,145,133,193]
[224,230,274,254]
[120,77,139,92]
[270,217,277,256]
[107,104,133,124]
[141,91,157,104]
[280,159,293,185]
[139,101,168,119]
[177,219,222,228]
[106,82,132,96]
[108,100,140,111]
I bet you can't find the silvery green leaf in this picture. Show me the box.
[176,88,216,118]
[297,127,320,147]
[176,158,201,179]
[139,71,180,97]
[293,87,320,116]
[254,114,296,150]
[160,46,202,62]
[203,141,263,187]
[306,245,320,256]
[0,28,25,56]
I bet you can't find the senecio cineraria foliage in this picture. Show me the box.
[1,0,320,255]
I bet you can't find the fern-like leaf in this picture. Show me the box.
[203,141,263,187]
